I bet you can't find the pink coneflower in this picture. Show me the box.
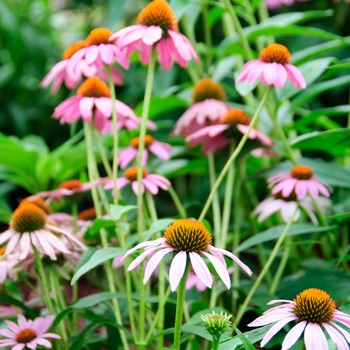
[0,203,86,260]
[0,247,19,283]
[236,44,306,89]
[28,178,108,203]
[0,314,60,349]
[253,193,331,224]
[173,78,229,137]
[0,306,20,319]
[67,28,129,80]
[104,167,170,195]
[52,77,142,132]
[123,219,252,291]
[268,165,332,200]
[109,0,199,70]
[118,134,173,168]
[249,288,350,349]
[265,0,295,10]
[186,108,274,154]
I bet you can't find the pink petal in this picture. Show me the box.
[95,97,112,117]
[189,252,213,289]
[304,323,328,350]
[127,246,159,271]
[201,252,230,289]
[143,178,159,195]
[99,44,114,65]
[275,64,288,88]
[79,97,94,121]
[19,233,31,260]
[323,323,349,350]
[0,229,14,245]
[261,316,297,347]
[32,316,54,335]
[148,143,171,160]
[85,46,99,65]
[0,328,16,339]
[122,238,165,260]
[144,247,174,284]
[294,180,308,199]
[4,320,20,334]
[169,251,187,291]
[281,321,307,349]
[142,26,162,45]
[285,64,306,89]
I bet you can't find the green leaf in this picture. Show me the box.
[291,129,350,157]
[110,204,138,221]
[85,219,116,239]
[71,247,127,285]
[142,218,174,240]
[219,325,272,349]
[235,224,334,254]
[71,292,126,309]
[0,293,37,319]
[231,325,256,350]
[275,57,333,101]
[326,212,350,221]
[290,75,350,109]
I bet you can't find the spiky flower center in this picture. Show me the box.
[78,208,97,221]
[201,311,232,337]
[11,203,46,234]
[131,135,154,149]
[86,28,115,46]
[0,246,6,256]
[62,40,87,60]
[58,179,83,190]
[22,198,51,214]
[124,167,148,181]
[293,288,336,324]
[137,0,178,31]
[259,44,291,65]
[164,219,212,253]
[192,78,227,103]
[76,77,110,98]
[219,108,250,126]
[16,328,37,344]
[290,166,313,180]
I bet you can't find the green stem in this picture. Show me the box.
[220,141,236,248]
[220,0,254,61]
[83,122,129,350]
[106,66,119,206]
[202,2,212,73]
[95,130,113,178]
[173,263,190,350]
[212,336,221,350]
[269,235,292,295]
[198,86,272,222]
[168,185,187,218]
[136,46,157,347]
[234,208,297,325]
[208,152,221,241]
[257,1,274,45]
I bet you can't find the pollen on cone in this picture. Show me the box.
[76,77,110,98]
[124,167,148,181]
[192,78,227,103]
[219,109,250,126]
[259,44,291,65]
[131,135,154,149]
[86,28,115,46]
[290,166,313,180]
[62,41,87,60]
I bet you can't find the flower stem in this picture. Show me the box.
[83,122,129,350]
[168,185,187,218]
[202,1,212,73]
[95,129,113,178]
[234,208,297,325]
[208,152,221,241]
[198,86,272,222]
[136,46,157,347]
[212,336,221,350]
[173,263,190,350]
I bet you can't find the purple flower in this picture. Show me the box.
[236,43,306,89]
[268,165,332,200]
[109,0,199,70]
[118,134,173,168]
[104,167,170,195]
[123,219,252,291]
[0,314,60,349]
[248,288,350,349]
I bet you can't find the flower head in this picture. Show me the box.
[201,311,232,338]
[52,77,143,132]
[236,43,306,89]
[173,78,229,137]
[109,0,199,70]
[268,165,332,200]
[67,28,129,79]
[186,108,273,154]
[123,219,252,291]
[0,203,86,260]
[0,314,60,349]
[118,134,173,168]
[104,167,170,195]
[249,288,350,349]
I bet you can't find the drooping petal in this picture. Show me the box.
[304,323,328,350]
[281,321,307,349]
[201,252,231,289]
[285,63,306,89]
[189,252,213,289]
[142,26,162,45]
[323,323,349,350]
[144,247,174,284]
[169,251,187,291]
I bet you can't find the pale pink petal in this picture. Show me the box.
[148,142,172,160]
[275,64,288,88]
[236,60,261,84]
[261,316,298,347]
[0,340,18,347]
[128,246,159,271]
[169,251,187,291]
[17,314,29,329]
[118,148,138,169]
[249,311,295,327]
[323,323,349,350]
[189,252,213,289]
[315,181,331,197]
[157,38,173,70]
[11,344,25,350]
[262,62,278,85]
[29,338,52,348]
[285,63,306,89]
[95,97,112,117]
[4,320,20,334]
[121,26,148,47]
[99,44,114,65]
[19,233,31,260]
[294,180,308,199]
[281,321,307,349]
[201,252,231,289]
[40,332,61,339]
[79,97,94,121]
[142,25,162,45]
[143,178,159,195]
[144,247,174,284]
[32,316,54,335]
[246,61,266,85]
[109,25,141,41]
[304,323,328,350]
[122,238,166,260]
[85,46,99,65]
[0,229,14,245]
[331,322,350,343]
[0,328,16,339]
[5,234,20,255]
